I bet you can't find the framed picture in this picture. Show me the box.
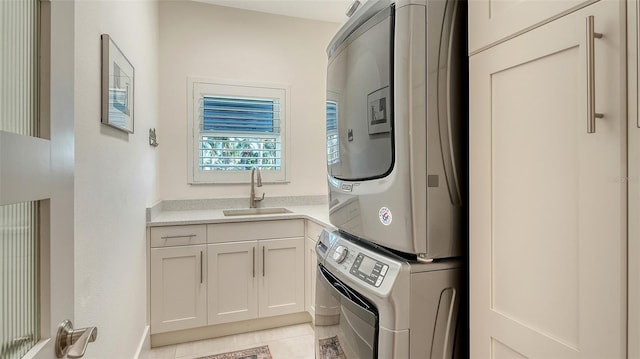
[367,86,390,135]
[101,34,134,133]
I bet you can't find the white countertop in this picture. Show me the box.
[148,203,333,228]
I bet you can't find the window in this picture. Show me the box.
[189,79,290,183]
[326,101,339,165]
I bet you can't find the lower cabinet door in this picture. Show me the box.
[208,241,258,325]
[259,238,305,318]
[150,245,207,334]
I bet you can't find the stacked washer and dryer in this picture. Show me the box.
[314,0,467,358]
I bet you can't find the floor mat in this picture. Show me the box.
[319,336,347,359]
[194,345,272,359]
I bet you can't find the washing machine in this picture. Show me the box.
[314,230,463,358]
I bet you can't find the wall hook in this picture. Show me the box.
[149,128,159,147]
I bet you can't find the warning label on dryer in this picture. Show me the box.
[379,207,392,226]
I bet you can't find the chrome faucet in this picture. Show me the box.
[250,167,265,208]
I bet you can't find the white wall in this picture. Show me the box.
[159,1,339,200]
[74,1,159,357]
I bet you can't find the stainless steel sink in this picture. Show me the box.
[222,207,292,216]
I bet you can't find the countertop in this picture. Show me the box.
[148,203,333,228]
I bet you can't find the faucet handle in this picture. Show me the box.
[255,192,265,203]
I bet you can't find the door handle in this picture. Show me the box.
[55,320,98,358]
[586,15,604,133]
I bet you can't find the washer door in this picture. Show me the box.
[314,264,378,359]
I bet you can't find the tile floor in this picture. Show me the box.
[144,323,314,359]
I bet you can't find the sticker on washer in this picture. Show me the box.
[379,207,392,226]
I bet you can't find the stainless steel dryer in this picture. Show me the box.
[325,0,466,259]
[314,230,463,358]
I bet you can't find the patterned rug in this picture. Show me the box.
[319,336,346,359]
[194,345,272,359]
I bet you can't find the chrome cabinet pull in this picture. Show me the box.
[161,234,196,240]
[262,246,265,277]
[200,251,203,284]
[252,247,255,278]
[586,15,604,134]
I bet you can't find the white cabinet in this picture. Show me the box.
[150,219,311,336]
[207,241,258,325]
[259,238,305,317]
[206,220,305,325]
[304,220,323,317]
[150,225,207,334]
[469,1,626,357]
[468,0,594,53]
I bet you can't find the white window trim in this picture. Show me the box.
[187,77,291,184]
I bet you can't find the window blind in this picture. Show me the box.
[326,101,339,165]
[201,97,278,133]
[198,95,281,172]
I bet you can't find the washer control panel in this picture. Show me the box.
[320,230,403,293]
[349,253,389,287]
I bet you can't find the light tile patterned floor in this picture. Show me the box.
[144,324,314,359]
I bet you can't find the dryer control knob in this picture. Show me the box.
[333,246,348,263]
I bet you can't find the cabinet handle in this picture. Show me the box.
[262,246,265,277]
[586,15,604,134]
[161,234,196,240]
[200,251,203,284]
[252,247,255,278]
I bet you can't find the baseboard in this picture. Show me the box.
[134,325,150,359]
[151,312,311,348]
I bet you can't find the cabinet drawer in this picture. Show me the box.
[150,225,206,248]
[208,219,304,243]
[305,220,324,242]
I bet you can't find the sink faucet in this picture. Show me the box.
[250,167,265,208]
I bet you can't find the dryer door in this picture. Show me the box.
[326,5,394,181]
[314,264,378,359]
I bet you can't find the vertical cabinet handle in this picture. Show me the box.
[252,247,255,278]
[200,251,203,284]
[262,246,265,277]
[586,15,604,134]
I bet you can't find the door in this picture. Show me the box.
[1,1,75,359]
[468,0,595,53]
[469,1,626,358]
[150,245,207,333]
[259,238,304,318]
[207,241,258,325]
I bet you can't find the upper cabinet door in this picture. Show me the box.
[469,1,626,358]
[468,0,596,53]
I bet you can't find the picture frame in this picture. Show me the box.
[101,34,134,133]
[367,86,391,135]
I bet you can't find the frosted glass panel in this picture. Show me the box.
[0,0,42,357]
[0,0,40,136]
[1,202,40,359]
